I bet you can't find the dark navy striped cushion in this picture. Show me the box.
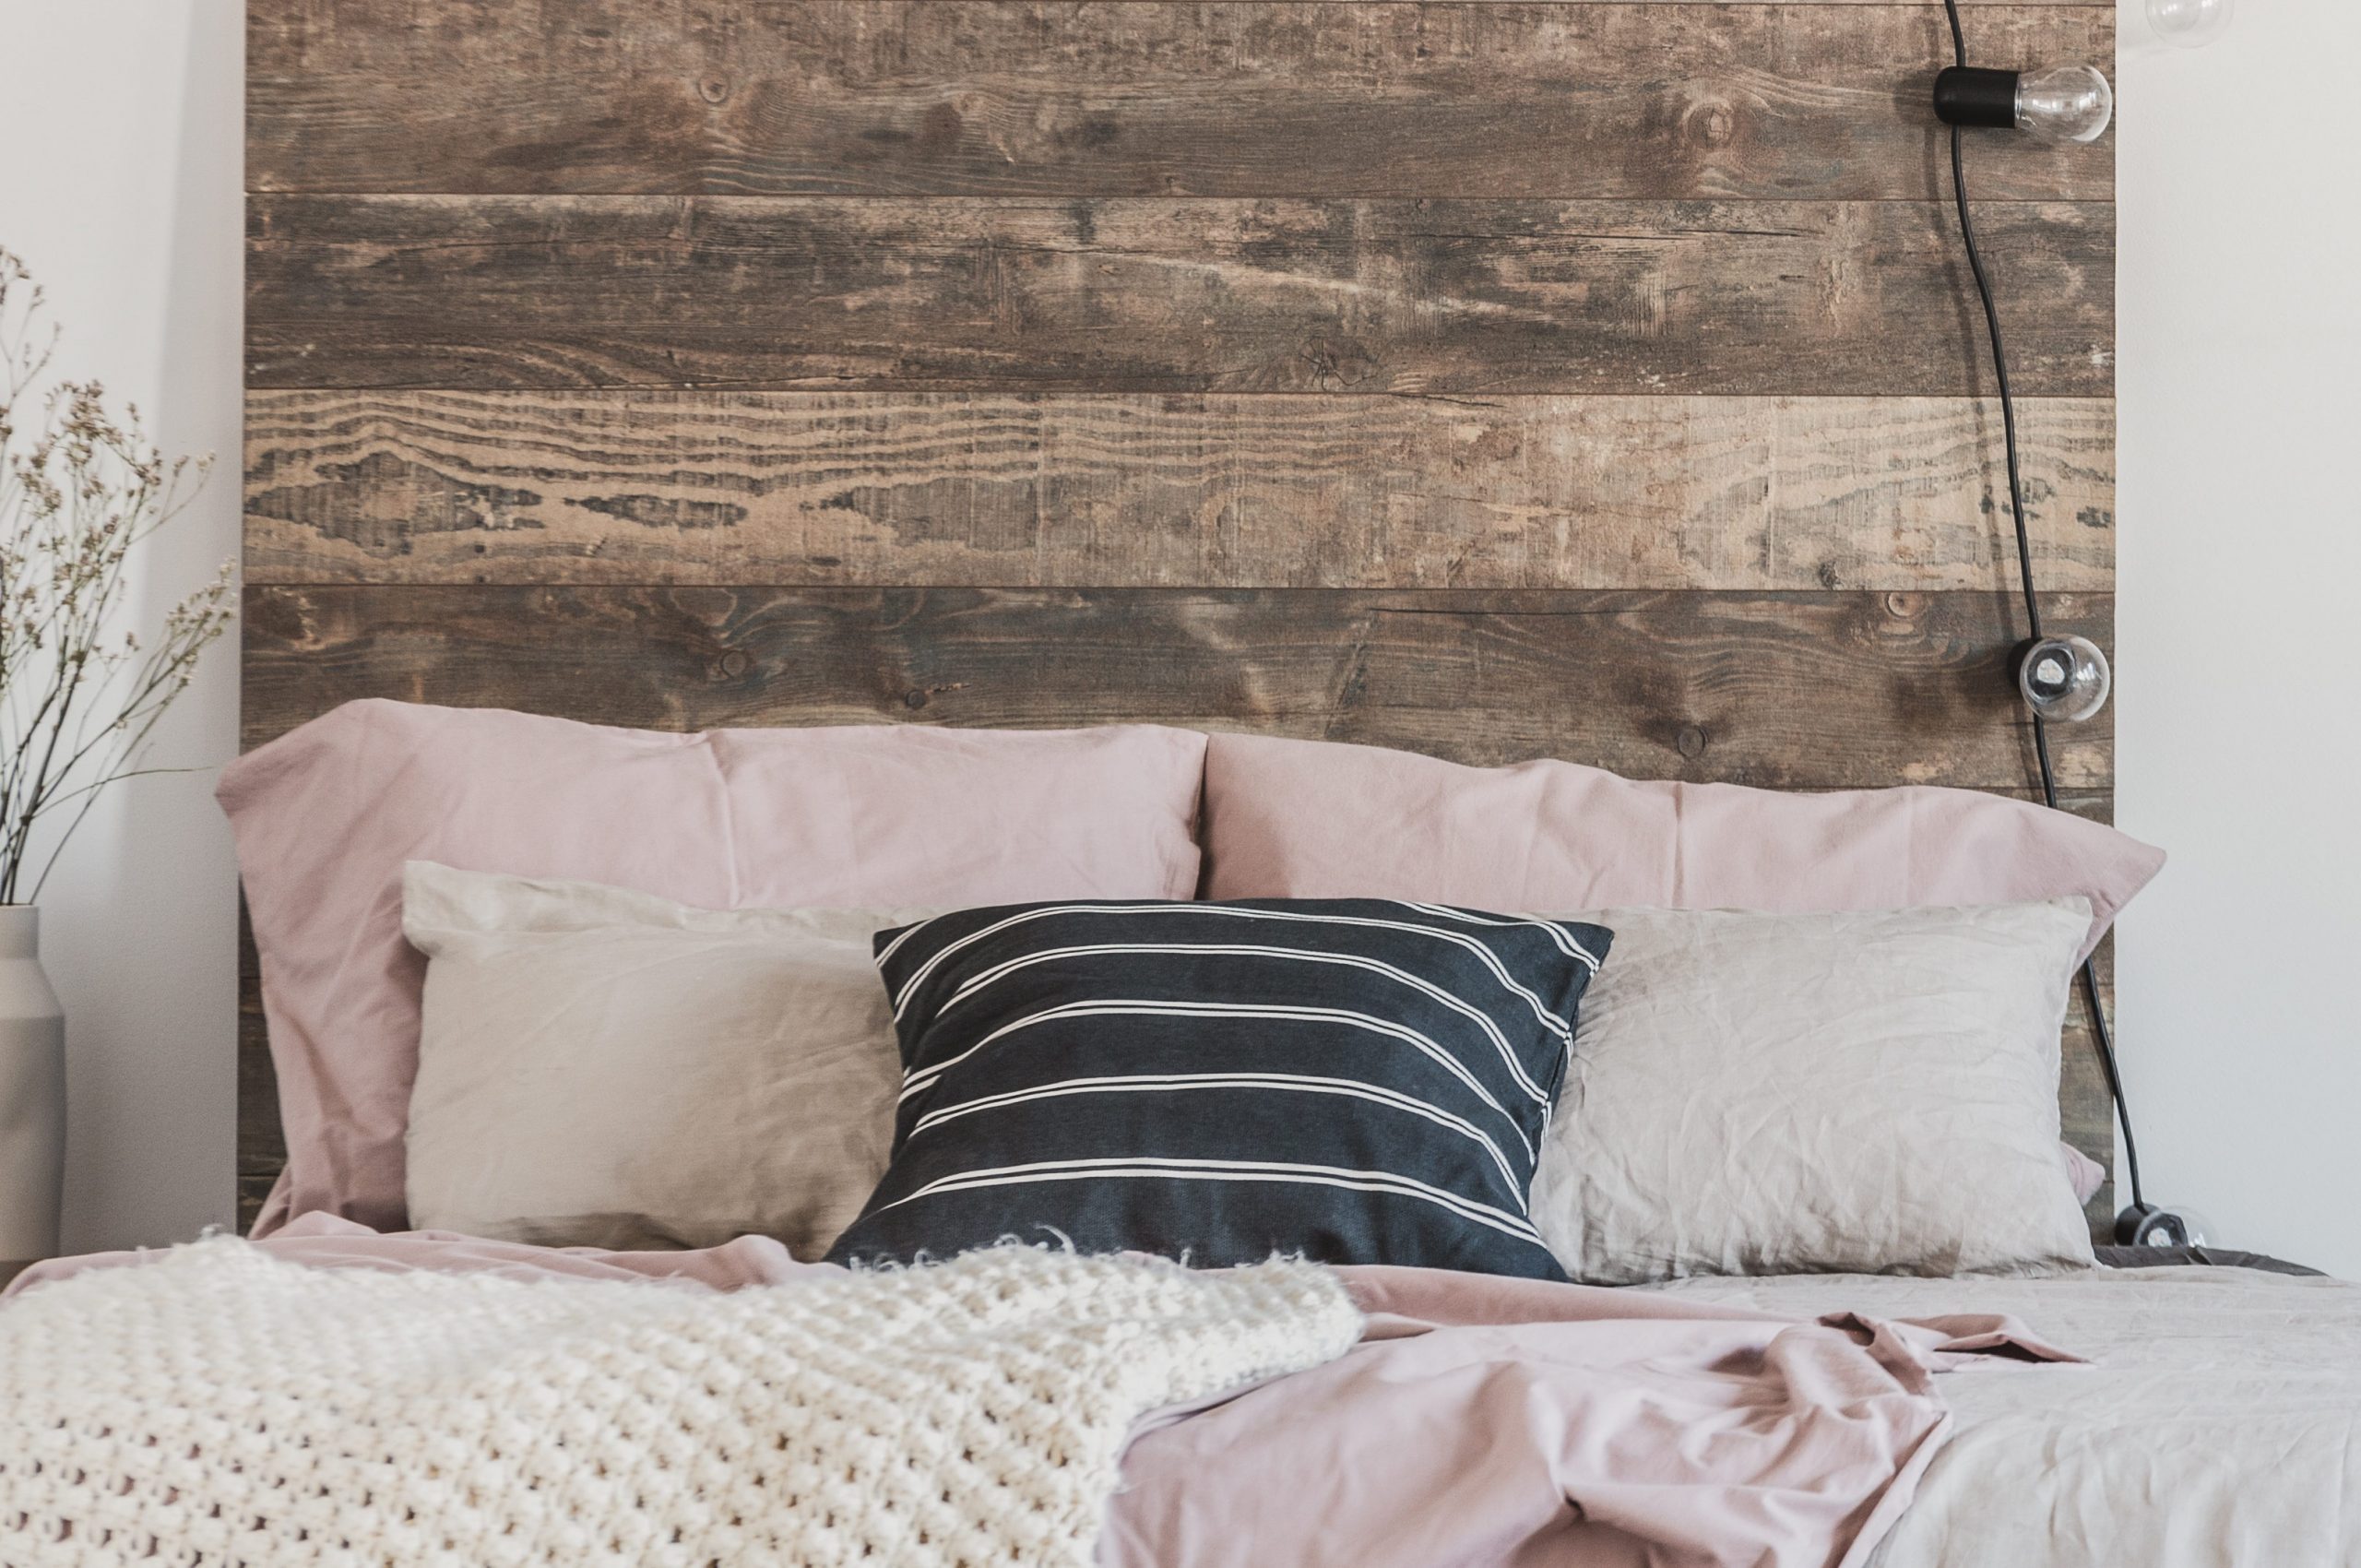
[825,900,1611,1278]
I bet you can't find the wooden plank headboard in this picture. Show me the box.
[239,0,2118,1231]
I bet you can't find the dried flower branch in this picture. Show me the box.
[0,247,232,904]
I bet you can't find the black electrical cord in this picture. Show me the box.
[1940,0,2146,1217]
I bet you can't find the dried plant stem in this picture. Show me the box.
[0,247,232,905]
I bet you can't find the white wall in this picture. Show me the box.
[0,0,243,1252]
[2117,0,2361,1275]
[0,0,2354,1272]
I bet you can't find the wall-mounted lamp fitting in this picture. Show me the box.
[2016,635,2111,723]
[2118,1203,2216,1249]
[1934,64,2114,143]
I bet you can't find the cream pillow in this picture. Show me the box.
[1532,901,2097,1281]
[401,861,935,1256]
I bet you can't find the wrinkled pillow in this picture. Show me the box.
[402,862,937,1258]
[1200,732,2161,965]
[219,700,1208,1235]
[1532,901,2098,1281]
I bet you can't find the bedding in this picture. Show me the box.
[2063,1139,2108,1205]
[218,700,1207,1238]
[1651,1265,2361,1567]
[1199,731,2163,964]
[0,1237,1360,1568]
[0,1217,2072,1568]
[825,900,1611,1277]
[180,707,2314,1563]
[401,861,938,1257]
[1532,901,2097,1282]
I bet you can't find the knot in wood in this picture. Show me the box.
[1684,100,1737,146]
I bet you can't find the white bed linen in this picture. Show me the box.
[1648,1265,2361,1567]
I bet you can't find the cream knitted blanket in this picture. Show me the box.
[0,1238,1360,1568]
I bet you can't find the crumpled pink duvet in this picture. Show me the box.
[7,1215,2073,1568]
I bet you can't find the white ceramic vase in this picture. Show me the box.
[0,906,65,1264]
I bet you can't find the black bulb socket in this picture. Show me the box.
[1934,66,2022,130]
[2015,636,2070,699]
[2117,1203,2194,1249]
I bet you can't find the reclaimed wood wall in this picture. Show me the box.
[241,0,2118,1229]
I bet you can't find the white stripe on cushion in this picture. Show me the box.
[873,1155,1549,1247]
[935,944,1557,1109]
[906,1071,1527,1200]
[889,901,1583,1041]
[894,998,1535,1162]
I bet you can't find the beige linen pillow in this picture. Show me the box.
[401,861,934,1256]
[1531,900,2097,1281]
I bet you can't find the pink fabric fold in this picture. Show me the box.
[1105,1265,2075,1568]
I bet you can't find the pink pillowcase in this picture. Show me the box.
[220,700,1207,1237]
[2062,1142,2109,1206]
[1200,733,2162,965]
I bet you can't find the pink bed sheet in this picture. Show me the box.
[7,1216,2071,1568]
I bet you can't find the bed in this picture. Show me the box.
[11,6,2308,1562]
[6,701,2346,1567]
[12,1211,2356,1566]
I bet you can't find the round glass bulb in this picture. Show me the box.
[2018,635,2111,722]
[2127,1206,2218,1249]
[2147,0,2234,48]
[2014,65,2114,144]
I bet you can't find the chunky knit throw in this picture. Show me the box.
[0,1238,1360,1568]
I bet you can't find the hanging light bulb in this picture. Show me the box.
[1934,65,2113,144]
[2012,65,2114,144]
[2016,635,2111,722]
[2148,0,2234,49]
[2118,1203,2218,1250]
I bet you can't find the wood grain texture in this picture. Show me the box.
[241,584,2112,790]
[236,912,279,1236]
[2065,946,2118,1236]
[249,2,2112,202]
[247,196,2114,397]
[238,0,2121,1216]
[245,391,2116,590]
[237,998,279,1229]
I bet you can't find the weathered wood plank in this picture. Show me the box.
[234,906,279,1233]
[236,0,2124,1214]
[246,196,2115,397]
[1335,1,2092,5]
[248,2,2111,202]
[1335,1,2092,4]
[2064,982,2114,1115]
[2065,941,2118,1232]
[244,391,2116,590]
[237,993,279,1215]
[242,585,2112,790]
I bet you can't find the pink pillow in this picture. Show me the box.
[221,700,1207,1237]
[1200,733,2161,964]
[2062,1142,2109,1206]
